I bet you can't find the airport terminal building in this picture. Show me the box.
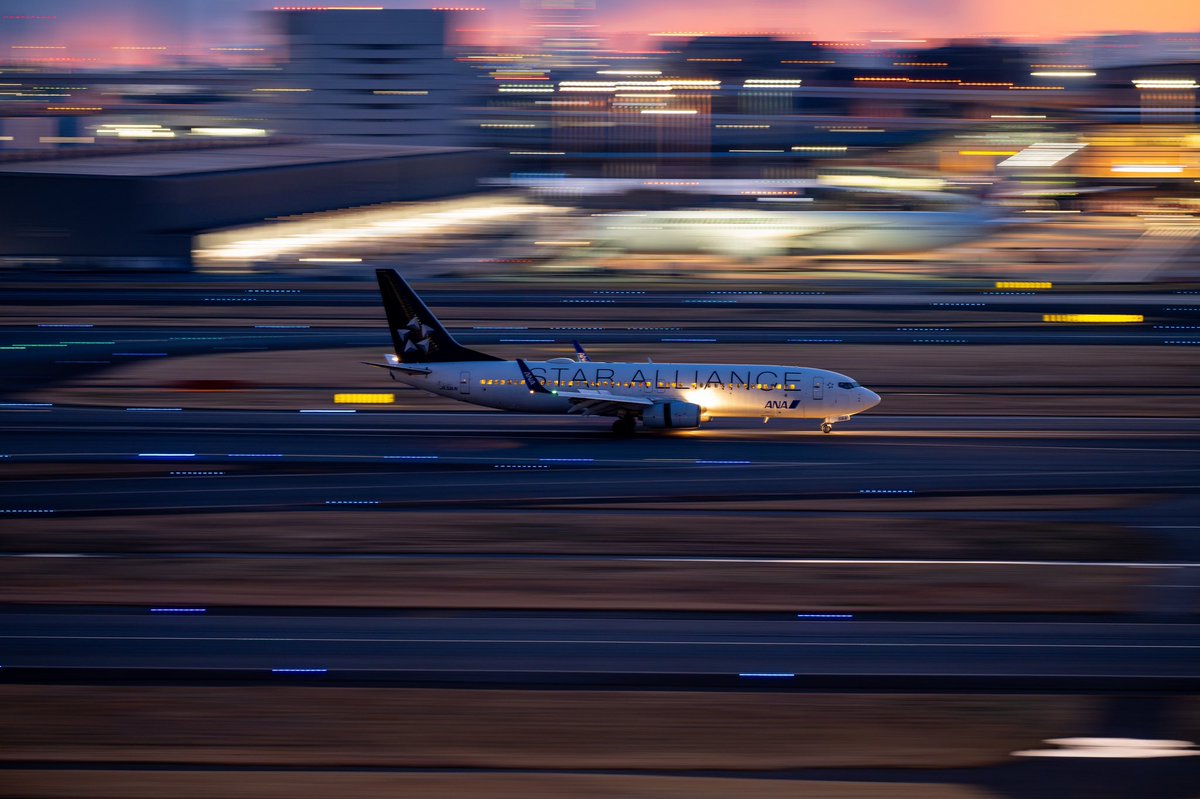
[0,139,493,271]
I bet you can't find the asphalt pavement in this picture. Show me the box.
[1,410,1198,515]
[2,609,1198,687]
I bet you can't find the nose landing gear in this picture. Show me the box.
[821,415,851,434]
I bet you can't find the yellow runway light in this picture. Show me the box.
[334,393,395,404]
[997,281,1052,289]
[1043,314,1142,324]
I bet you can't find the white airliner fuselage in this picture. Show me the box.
[388,358,879,421]
[371,269,881,434]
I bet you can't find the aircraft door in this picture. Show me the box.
[812,377,823,401]
[460,371,471,395]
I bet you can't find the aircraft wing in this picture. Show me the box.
[557,388,654,416]
[516,358,655,417]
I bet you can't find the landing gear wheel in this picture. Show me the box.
[821,422,834,434]
[612,417,637,437]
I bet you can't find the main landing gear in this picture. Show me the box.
[821,422,835,434]
[612,416,637,437]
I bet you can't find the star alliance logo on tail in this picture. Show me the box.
[395,315,436,357]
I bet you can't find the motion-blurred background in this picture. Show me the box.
[1,3,1199,798]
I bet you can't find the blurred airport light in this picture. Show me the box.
[1132,79,1198,89]
[190,127,269,137]
[999,142,1086,169]
[1043,314,1143,323]
[821,173,947,191]
[1014,738,1199,758]
[96,123,175,139]
[333,393,395,404]
[1111,165,1184,173]
[193,195,559,271]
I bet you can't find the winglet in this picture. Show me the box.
[516,358,555,395]
[572,340,591,362]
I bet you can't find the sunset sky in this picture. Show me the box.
[1,0,1197,58]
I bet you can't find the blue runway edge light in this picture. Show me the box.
[271,668,328,674]
[150,608,207,613]
[796,613,854,619]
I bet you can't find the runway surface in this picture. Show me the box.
[3,280,1198,396]
[2,410,1199,515]
[3,609,1198,687]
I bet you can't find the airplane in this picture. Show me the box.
[366,269,881,435]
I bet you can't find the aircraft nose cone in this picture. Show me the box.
[859,388,881,409]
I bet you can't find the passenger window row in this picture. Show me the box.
[480,379,799,390]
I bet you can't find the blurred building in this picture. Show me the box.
[524,0,600,56]
[0,139,492,270]
[264,9,468,146]
[474,35,1098,180]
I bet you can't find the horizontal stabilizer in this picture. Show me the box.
[361,361,431,375]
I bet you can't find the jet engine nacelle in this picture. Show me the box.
[642,401,702,429]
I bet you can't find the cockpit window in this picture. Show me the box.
[838,381,858,389]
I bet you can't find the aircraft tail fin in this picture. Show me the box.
[516,358,554,394]
[376,269,500,364]
[572,340,591,362]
